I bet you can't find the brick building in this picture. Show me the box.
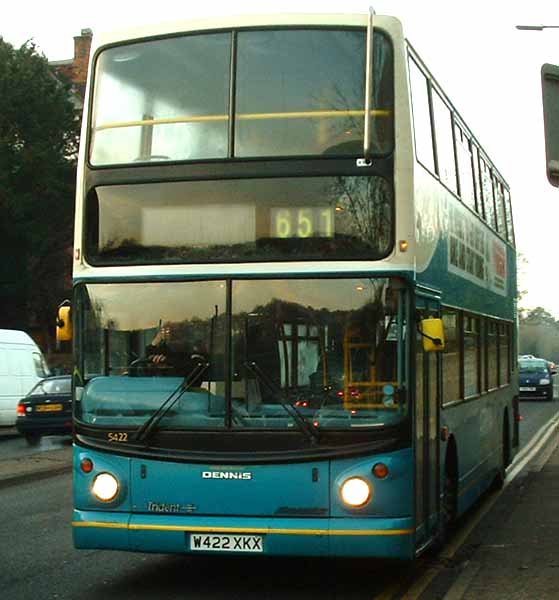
[48,28,93,106]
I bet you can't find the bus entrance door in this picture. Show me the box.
[415,304,441,550]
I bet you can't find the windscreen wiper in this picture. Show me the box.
[244,361,320,445]
[135,361,209,444]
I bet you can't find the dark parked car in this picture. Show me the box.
[518,358,556,401]
[15,376,72,445]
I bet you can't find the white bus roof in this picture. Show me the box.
[93,13,402,50]
[0,329,38,346]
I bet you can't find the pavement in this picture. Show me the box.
[0,426,21,442]
[0,427,72,489]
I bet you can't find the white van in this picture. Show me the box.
[0,330,50,426]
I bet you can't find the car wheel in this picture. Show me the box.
[24,433,42,446]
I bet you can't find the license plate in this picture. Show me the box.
[189,533,264,553]
[35,404,63,412]
[519,387,536,392]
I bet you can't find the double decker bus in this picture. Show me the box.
[64,12,518,560]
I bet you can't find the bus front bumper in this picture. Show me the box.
[72,510,415,559]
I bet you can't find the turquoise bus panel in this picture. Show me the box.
[330,448,414,518]
[75,446,414,521]
[72,509,130,550]
[414,180,516,320]
[417,236,515,319]
[440,387,513,520]
[130,457,330,517]
[328,517,414,559]
[74,446,132,512]
[72,511,415,558]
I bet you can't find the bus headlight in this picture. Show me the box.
[340,477,371,507]
[92,472,120,502]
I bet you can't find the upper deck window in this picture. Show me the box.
[90,34,231,165]
[235,29,393,157]
[89,28,393,165]
[503,188,515,245]
[480,157,496,230]
[454,124,476,213]
[408,58,435,173]
[432,90,457,194]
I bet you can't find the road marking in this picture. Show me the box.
[506,412,559,481]
[441,561,481,600]
[373,581,404,600]
[399,564,441,599]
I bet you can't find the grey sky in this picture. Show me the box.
[3,0,559,313]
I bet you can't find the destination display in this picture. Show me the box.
[270,206,335,238]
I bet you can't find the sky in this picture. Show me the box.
[2,0,559,314]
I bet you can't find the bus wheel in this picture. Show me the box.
[436,454,457,550]
[442,468,458,529]
[493,417,510,490]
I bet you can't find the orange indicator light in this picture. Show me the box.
[372,463,389,479]
[80,458,94,473]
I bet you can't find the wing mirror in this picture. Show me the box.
[420,318,445,353]
[56,300,73,343]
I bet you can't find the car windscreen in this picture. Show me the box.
[518,360,548,373]
[30,378,72,395]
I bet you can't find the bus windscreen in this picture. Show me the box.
[76,278,407,437]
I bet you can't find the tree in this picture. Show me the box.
[522,306,556,326]
[0,37,80,349]
[519,307,559,362]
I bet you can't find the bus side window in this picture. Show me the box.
[432,90,457,193]
[408,57,436,173]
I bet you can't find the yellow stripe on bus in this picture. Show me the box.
[72,521,412,536]
[95,109,392,131]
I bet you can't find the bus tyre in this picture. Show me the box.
[442,469,457,527]
[493,417,510,490]
[436,460,457,551]
[24,433,41,446]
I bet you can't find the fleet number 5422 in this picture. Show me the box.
[107,432,128,442]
